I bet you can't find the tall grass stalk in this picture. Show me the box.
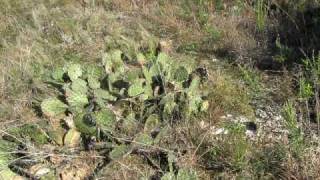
[255,0,267,31]
[303,52,320,134]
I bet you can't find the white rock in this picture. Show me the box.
[35,168,51,177]
[245,130,256,140]
[212,128,228,135]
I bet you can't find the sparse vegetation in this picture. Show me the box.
[1,0,320,179]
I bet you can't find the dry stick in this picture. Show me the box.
[305,100,311,132]
[316,88,320,134]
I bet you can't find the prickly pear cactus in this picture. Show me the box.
[144,114,159,133]
[95,109,117,132]
[173,66,189,83]
[66,88,89,111]
[109,144,130,160]
[128,80,145,97]
[94,89,117,101]
[17,47,208,179]
[51,67,65,82]
[74,113,97,136]
[177,168,198,180]
[41,98,68,117]
[43,49,207,142]
[87,75,100,89]
[71,78,88,94]
[67,63,82,81]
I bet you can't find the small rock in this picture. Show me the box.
[256,109,268,119]
[245,130,256,140]
[64,115,74,129]
[211,127,228,135]
[35,168,51,178]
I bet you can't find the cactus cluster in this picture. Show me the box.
[0,49,207,179]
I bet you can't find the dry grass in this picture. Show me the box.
[0,0,320,179]
[108,0,262,61]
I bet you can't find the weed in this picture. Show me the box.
[273,35,293,63]
[214,0,224,12]
[302,53,320,132]
[251,144,287,179]
[255,0,267,31]
[204,25,222,42]
[238,65,262,98]
[282,100,305,157]
[209,70,254,117]
[223,122,249,170]
[200,122,249,173]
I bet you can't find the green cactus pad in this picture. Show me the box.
[187,95,203,115]
[144,114,159,133]
[156,52,170,67]
[122,113,140,136]
[126,68,143,84]
[128,80,145,97]
[94,89,117,101]
[177,168,198,180]
[142,66,153,84]
[133,133,153,147]
[154,126,170,145]
[84,65,104,79]
[0,140,15,165]
[71,78,88,94]
[74,113,97,136]
[88,75,100,89]
[174,66,189,82]
[0,141,19,180]
[103,50,125,74]
[51,67,65,82]
[109,144,130,160]
[66,88,89,110]
[95,109,117,131]
[64,128,81,147]
[187,76,200,95]
[160,93,176,115]
[41,98,68,117]
[47,127,65,145]
[67,63,82,81]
